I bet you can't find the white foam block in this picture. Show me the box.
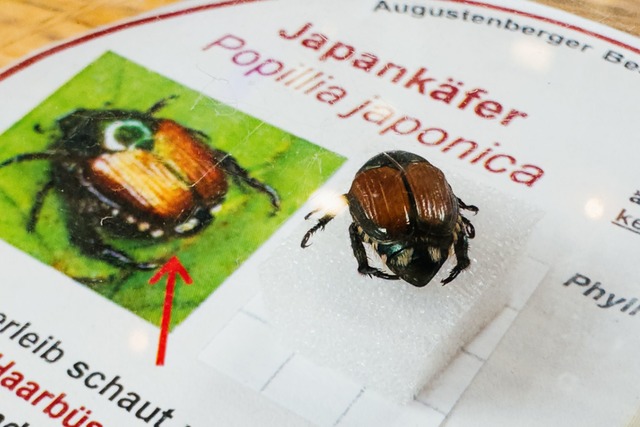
[260,177,539,403]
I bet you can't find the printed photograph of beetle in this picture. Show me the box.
[0,52,345,328]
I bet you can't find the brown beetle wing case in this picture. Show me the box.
[88,150,195,220]
[404,162,459,236]
[153,120,228,202]
[348,166,412,240]
[88,119,229,224]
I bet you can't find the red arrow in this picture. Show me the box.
[149,256,193,366]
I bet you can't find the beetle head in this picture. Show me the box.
[55,109,158,157]
[385,244,447,287]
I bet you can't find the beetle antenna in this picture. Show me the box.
[457,197,479,214]
[148,95,178,115]
[27,178,55,232]
[0,151,57,168]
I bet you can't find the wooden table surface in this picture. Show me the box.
[0,0,638,69]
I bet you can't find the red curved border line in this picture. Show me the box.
[0,0,638,83]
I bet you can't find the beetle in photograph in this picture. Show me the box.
[0,98,280,271]
[301,151,477,286]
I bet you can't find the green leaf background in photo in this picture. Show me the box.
[0,51,345,328]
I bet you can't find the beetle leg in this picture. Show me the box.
[67,215,158,270]
[349,223,399,280]
[301,213,336,248]
[0,151,56,168]
[459,214,476,239]
[62,197,159,270]
[216,151,280,212]
[457,197,479,214]
[27,178,55,232]
[65,170,158,268]
[441,225,471,285]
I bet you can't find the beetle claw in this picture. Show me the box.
[358,266,399,280]
[300,234,313,248]
[441,267,462,285]
[300,213,336,248]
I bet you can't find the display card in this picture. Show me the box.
[0,1,639,425]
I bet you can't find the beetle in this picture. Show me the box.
[0,98,280,270]
[301,151,477,286]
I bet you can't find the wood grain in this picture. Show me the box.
[0,0,638,69]
[0,0,177,67]
[533,0,640,37]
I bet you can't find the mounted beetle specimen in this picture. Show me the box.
[0,98,280,271]
[301,151,477,287]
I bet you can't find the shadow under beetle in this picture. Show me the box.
[0,98,280,270]
[301,151,477,287]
